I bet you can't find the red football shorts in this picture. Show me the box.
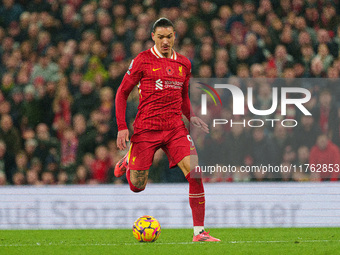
[128,124,197,170]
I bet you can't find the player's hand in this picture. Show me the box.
[117,129,130,150]
[191,117,209,133]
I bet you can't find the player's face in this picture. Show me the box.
[152,26,175,58]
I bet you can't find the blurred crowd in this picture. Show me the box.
[0,0,339,185]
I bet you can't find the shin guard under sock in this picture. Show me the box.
[186,171,205,226]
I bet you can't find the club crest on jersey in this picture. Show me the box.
[131,156,136,164]
[166,66,174,75]
[179,66,183,76]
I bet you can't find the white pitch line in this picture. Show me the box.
[0,239,339,247]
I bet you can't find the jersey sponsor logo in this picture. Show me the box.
[164,80,183,89]
[179,66,183,76]
[152,68,161,71]
[166,66,174,75]
[155,79,183,90]
[155,79,163,90]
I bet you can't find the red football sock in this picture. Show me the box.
[186,170,205,227]
[126,168,144,193]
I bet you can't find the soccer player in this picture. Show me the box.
[114,18,220,242]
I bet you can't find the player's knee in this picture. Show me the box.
[129,178,146,192]
[188,155,198,170]
[130,185,145,193]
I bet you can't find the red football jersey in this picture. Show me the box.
[116,45,192,131]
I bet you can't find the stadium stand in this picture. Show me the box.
[0,0,339,185]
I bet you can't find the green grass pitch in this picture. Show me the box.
[0,228,339,255]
